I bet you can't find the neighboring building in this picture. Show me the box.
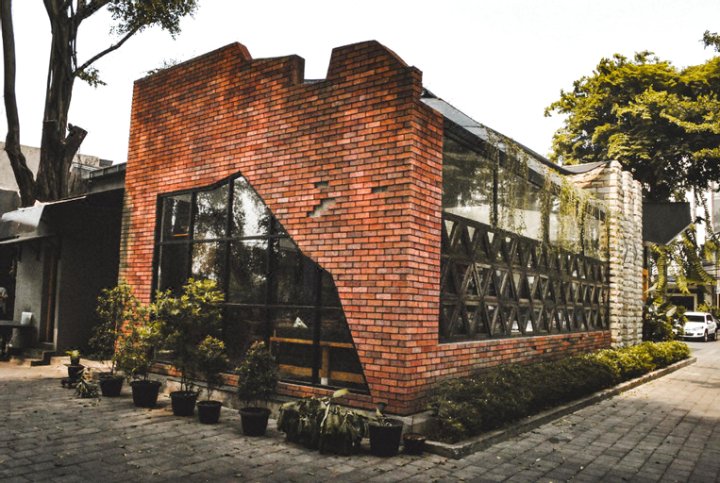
[0,143,125,358]
[121,41,643,414]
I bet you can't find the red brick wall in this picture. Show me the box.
[121,41,611,414]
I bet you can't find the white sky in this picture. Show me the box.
[2,0,719,164]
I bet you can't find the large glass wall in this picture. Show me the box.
[154,175,367,392]
[441,129,611,342]
[443,133,608,258]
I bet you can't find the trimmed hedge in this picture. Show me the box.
[430,341,690,443]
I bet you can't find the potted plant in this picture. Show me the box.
[153,279,224,417]
[235,340,278,436]
[277,388,368,455]
[195,335,229,424]
[63,349,84,383]
[114,309,162,408]
[90,283,138,397]
[75,367,100,399]
[66,349,81,366]
[368,403,404,457]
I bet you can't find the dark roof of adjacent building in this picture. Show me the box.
[643,202,693,245]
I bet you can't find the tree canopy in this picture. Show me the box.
[1,0,198,206]
[545,49,720,202]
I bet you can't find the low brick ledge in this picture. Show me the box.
[425,356,697,459]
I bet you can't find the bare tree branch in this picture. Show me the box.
[73,25,140,77]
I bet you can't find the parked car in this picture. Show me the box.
[678,312,718,342]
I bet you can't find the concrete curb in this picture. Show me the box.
[425,356,697,459]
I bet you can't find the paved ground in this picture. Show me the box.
[1,340,719,482]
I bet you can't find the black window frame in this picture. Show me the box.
[151,173,368,393]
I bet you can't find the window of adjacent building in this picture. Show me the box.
[153,174,367,392]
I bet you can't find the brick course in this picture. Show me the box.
[121,41,612,414]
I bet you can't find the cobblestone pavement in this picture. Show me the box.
[1,340,719,482]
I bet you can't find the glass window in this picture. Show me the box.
[153,174,366,392]
[223,307,266,365]
[157,244,189,292]
[232,177,271,237]
[497,167,544,241]
[227,240,267,304]
[194,184,228,240]
[191,241,226,286]
[161,194,192,241]
[273,238,318,306]
[442,136,495,226]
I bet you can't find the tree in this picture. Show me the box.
[704,30,720,52]
[0,1,198,206]
[545,50,720,202]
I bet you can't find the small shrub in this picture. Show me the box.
[431,341,690,443]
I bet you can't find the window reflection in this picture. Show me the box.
[161,194,191,241]
[232,177,271,237]
[227,240,267,304]
[194,185,228,240]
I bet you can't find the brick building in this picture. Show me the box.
[121,41,643,414]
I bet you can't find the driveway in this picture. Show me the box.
[1,341,719,482]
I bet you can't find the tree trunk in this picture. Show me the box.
[0,0,36,207]
[36,0,86,202]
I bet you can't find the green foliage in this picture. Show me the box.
[277,389,368,456]
[704,31,720,52]
[546,51,720,202]
[75,369,100,399]
[196,336,229,400]
[153,278,224,392]
[431,342,690,443]
[91,282,142,373]
[107,0,199,38]
[235,341,278,406]
[65,349,80,360]
[642,297,682,342]
[114,310,160,382]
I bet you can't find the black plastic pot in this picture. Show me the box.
[197,400,222,424]
[67,364,84,382]
[99,375,124,397]
[70,356,80,366]
[403,432,426,455]
[368,419,404,457]
[130,380,162,408]
[239,407,271,436]
[170,391,198,416]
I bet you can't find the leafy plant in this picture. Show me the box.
[114,311,160,382]
[431,341,690,443]
[66,349,80,363]
[277,389,368,456]
[235,340,278,407]
[91,282,142,374]
[153,278,224,393]
[75,369,100,399]
[196,336,229,401]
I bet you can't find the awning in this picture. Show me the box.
[0,196,86,245]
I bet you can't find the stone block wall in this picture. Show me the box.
[122,41,619,414]
[570,161,644,346]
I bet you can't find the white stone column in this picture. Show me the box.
[570,161,644,346]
